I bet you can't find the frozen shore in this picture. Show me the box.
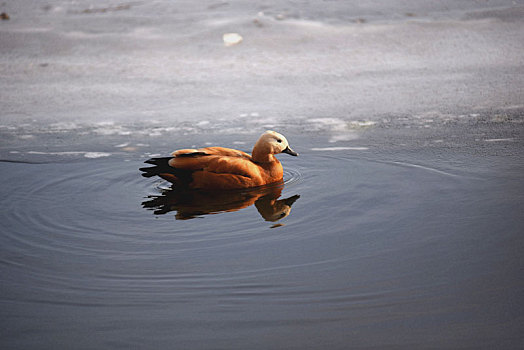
[1,1,523,125]
[1,1,523,165]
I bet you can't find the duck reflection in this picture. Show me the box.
[142,182,300,222]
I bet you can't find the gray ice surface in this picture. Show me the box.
[1,0,523,129]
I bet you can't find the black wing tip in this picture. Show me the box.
[176,152,209,158]
[144,157,173,165]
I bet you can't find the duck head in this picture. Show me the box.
[252,130,298,163]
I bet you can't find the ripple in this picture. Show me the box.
[0,153,472,310]
[1,154,461,262]
[1,161,151,258]
[1,160,305,265]
[389,160,461,177]
[283,166,303,187]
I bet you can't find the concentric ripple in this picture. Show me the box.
[0,154,465,267]
[283,166,303,186]
[3,152,518,350]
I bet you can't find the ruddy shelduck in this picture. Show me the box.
[140,130,298,190]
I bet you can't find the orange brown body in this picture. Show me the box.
[140,131,298,190]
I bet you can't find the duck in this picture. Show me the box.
[140,130,298,190]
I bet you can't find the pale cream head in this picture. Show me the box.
[252,130,298,162]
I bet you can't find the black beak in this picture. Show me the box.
[282,146,298,156]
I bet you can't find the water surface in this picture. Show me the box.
[1,133,523,349]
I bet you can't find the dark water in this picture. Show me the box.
[1,141,523,349]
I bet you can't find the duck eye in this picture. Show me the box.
[277,139,282,143]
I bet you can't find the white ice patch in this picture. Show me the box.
[49,122,79,131]
[308,118,376,133]
[95,121,115,126]
[349,121,376,127]
[26,151,111,158]
[311,147,368,151]
[28,151,86,155]
[115,142,130,148]
[308,118,347,131]
[484,138,514,142]
[83,152,111,158]
[329,134,358,143]
[284,18,328,28]
[93,123,133,136]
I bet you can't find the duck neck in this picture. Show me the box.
[252,147,275,164]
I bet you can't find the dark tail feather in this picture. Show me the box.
[140,157,194,185]
[139,157,175,178]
